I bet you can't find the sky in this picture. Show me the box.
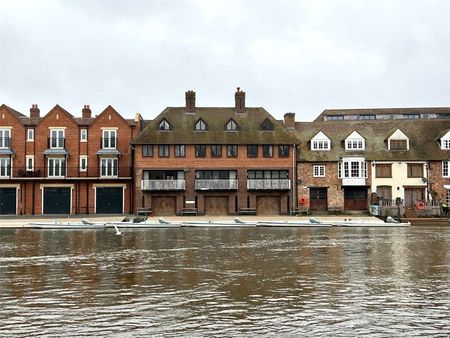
[1,0,450,121]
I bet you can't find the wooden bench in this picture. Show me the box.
[136,208,152,217]
[238,208,257,215]
[182,208,198,216]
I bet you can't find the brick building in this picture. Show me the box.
[132,89,298,216]
[0,104,140,215]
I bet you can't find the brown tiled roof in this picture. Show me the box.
[296,119,450,161]
[133,107,298,145]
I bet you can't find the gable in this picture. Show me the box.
[36,105,77,127]
[311,131,330,141]
[388,129,408,140]
[90,105,130,128]
[345,130,364,140]
[440,130,450,140]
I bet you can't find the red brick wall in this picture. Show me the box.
[428,160,450,203]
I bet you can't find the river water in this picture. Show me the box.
[0,226,449,337]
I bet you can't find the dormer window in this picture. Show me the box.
[387,129,409,151]
[311,131,331,151]
[440,131,450,149]
[225,119,238,131]
[260,119,274,131]
[195,119,207,131]
[345,131,365,150]
[158,119,171,130]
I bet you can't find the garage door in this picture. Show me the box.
[256,196,281,215]
[152,197,176,216]
[43,187,71,214]
[344,187,368,211]
[96,187,123,214]
[310,188,328,212]
[204,196,228,215]
[0,188,16,215]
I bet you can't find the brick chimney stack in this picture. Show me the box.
[82,105,92,119]
[185,90,196,113]
[30,104,40,118]
[235,87,246,113]
[283,112,296,131]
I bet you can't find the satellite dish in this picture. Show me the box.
[422,177,427,183]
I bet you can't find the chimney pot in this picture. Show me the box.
[185,90,196,113]
[82,104,92,119]
[30,104,40,118]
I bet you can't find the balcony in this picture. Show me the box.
[0,137,11,149]
[195,179,238,190]
[13,166,132,178]
[247,179,291,190]
[141,179,186,191]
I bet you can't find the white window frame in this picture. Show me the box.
[100,158,118,177]
[340,159,367,178]
[0,128,11,148]
[48,157,66,177]
[0,157,11,177]
[102,130,117,149]
[345,139,365,150]
[80,129,88,142]
[27,128,34,142]
[443,161,449,177]
[26,155,34,172]
[80,156,88,172]
[441,139,450,150]
[50,129,65,149]
[313,165,325,177]
[312,139,330,151]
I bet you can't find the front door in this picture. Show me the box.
[404,188,425,208]
[309,188,328,212]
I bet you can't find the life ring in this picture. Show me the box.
[416,201,425,210]
[299,196,308,205]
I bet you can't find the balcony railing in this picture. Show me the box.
[195,179,238,190]
[141,179,186,191]
[247,179,291,190]
[101,137,117,149]
[0,137,11,148]
[9,166,132,178]
[48,137,65,149]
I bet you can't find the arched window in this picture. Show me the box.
[195,119,207,131]
[158,119,171,130]
[225,119,238,131]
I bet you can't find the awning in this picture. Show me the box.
[43,149,69,156]
[0,149,15,156]
[96,149,121,156]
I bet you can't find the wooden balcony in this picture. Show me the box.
[247,179,291,190]
[141,179,186,191]
[195,179,238,190]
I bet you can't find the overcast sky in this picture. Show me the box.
[1,0,450,121]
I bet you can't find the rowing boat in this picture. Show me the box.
[105,218,181,228]
[257,218,333,227]
[181,218,257,227]
[332,220,411,227]
[27,219,105,229]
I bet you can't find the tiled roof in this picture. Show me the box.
[132,107,298,145]
[295,119,450,161]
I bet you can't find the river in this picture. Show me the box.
[0,226,449,337]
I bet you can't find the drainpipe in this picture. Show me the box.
[426,160,430,202]
[292,144,296,214]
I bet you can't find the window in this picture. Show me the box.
[376,186,392,200]
[313,165,325,177]
[79,156,87,172]
[102,130,116,149]
[227,145,238,157]
[278,145,289,157]
[390,139,407,150]
[346,139,365,150]
[262,145,273,157]
[50,129,65,148]
[442,139,450,149]
[326,115,344,121]
[443,161,449,177]
[0,158,11,177]
[195,145,206,157]
[0,129,11,148]
[26,156,34,172]
[211,145,222,157]
[260,119,274,131]
[80,129,87,142]
[142,145,153,157]
[225,119,238,131]
[27,129,34,142]
[195,119,207,131]
[100,158,118,177]
[158,145,169,157]
[247,170,288,179]
[375,164,392,178]
[174,145,185,157]
[407,163,423,178]
[196,170,236,179]
[403,114,420,119]
[247,145,258,157]
[312,140,330,150]
[359,115,376,120]
[340,160,367,178]
[158,119,171,130]
[48,158,66,177]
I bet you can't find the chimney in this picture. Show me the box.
[82,105,92,119]
[30,104,40,118]
[284,112,296,131]
[235,87,246,113]
[185,90,196,113]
